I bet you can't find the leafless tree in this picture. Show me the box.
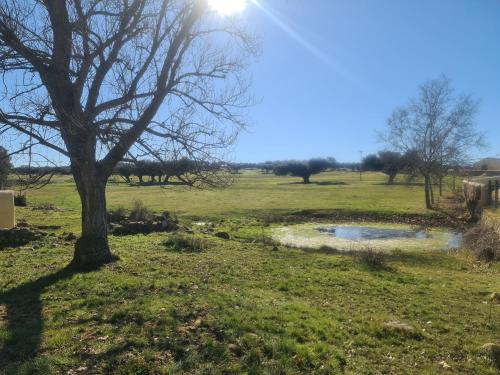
[0,0,257,267]
[382,77,483,209]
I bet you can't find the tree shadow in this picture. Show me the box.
[0,264,100,370]
[129,181,186,187]
[374,182,424,187]
[277,181,348,186]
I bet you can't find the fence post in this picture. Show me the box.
[495,180,499,209]
[488,181,493,205]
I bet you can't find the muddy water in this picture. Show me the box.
[273,223,463,252]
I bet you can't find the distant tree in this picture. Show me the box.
[361,154,383,172]
[274,158,329,184]
[259,161,275,174]
[378,151,406,184]
[383,77,482,208]
[325,157,338,170]
[0,146,12,189]
[115,162,135,183]
[134,161,149,184]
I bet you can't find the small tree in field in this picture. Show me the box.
[378,151,405,184]
[0,1,256,267]
[273,159,329,184]
[383,77,483,209]
[361,154,383,173]
[0,146,11,189]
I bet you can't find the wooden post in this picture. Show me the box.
[495,180,499,209]
[488,180,493,205]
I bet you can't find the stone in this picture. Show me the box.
[215,231,230,240]
[383,321,415,334]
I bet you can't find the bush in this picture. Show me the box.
[14,194,27,207]
[164,233,208,252]
[355,249,388,269]
[463,225,499,262]
[108,207,128,223]
[129,200,153,222]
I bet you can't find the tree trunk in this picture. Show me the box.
[424,175,432,209]
[303,175,310,184]
[72,167,113,267]
[388,173,396,184]
[429,179,435,205]
[439,176,443,196]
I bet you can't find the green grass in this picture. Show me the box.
[1,171,499,374]
[20,171,430,233]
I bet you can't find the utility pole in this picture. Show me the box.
[359,150,363,181]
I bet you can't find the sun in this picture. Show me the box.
[208,0,248,16]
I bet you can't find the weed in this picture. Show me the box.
[164,233,208,252]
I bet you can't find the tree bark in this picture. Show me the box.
[388,174,396,184]
[303,175,311,184]
[424,175,432,209]
[72,165,113,267]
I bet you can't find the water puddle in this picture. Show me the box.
[273,223,463,252]
[317,226,428,240]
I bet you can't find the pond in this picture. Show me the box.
[273,223,463,252]
[317,226,428,240]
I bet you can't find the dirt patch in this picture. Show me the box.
[271,210,466,229]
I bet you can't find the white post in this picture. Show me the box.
[0,190,15,229]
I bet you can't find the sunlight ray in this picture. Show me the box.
[250,0,366,89]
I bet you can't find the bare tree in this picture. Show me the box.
[0,0,256,267]
[383,77,483,209]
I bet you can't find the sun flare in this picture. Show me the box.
[208,0,248,15]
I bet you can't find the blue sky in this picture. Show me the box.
[234,0,500,163]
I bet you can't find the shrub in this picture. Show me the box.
[355,249,388,269]
[164,233,208,252]
[129,200,153,222]
[463,225,499,262]
[14,194,27,207]
[108,207,128,223]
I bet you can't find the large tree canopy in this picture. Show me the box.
[273,158,331,184]
[0,0,256,266]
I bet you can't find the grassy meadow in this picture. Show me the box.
[1,171,499,374]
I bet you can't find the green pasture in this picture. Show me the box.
[0,171,499,374]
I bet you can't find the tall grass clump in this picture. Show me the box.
[355,249,389,270]
[129,200,154,222]
[164,233,208,253]
[463,225,499,262]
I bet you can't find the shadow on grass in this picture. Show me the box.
[277,181,348,186]
[129,181,186,187]
[374,182,425,187]
[0,264,101,370]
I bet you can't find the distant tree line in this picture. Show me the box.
[114,159,209,185]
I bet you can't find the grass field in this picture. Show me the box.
[1,171,499,374]
[20,171,430,233]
